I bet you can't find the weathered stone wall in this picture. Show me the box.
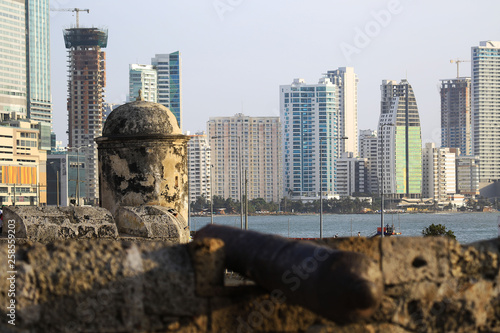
[0,235,499,332]
[97,137,190,222]
[0,205,188,244]
[115,205,189,242]
[1,206,118,242]
[96,100,190,223]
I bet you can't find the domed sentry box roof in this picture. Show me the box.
[95,99,190,224]
[103,100,182,138]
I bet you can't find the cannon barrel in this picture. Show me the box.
[195,224,383,323]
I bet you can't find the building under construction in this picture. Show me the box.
[64,27,108,205]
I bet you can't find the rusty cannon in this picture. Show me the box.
[195,224,383,324]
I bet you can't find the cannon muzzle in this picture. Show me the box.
[195,224,383,323]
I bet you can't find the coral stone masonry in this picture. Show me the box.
[96,100,190,222]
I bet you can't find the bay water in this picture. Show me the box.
[190,212,500,244]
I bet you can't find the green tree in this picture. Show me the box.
[422,224,456,239]
[191,195,208,212]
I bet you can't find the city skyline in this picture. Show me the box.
[49,0,500,145]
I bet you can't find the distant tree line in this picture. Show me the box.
[191,194,499,215]
[190,194,378,214]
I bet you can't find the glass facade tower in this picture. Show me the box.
[151,52,181,129]
[378,79,422,199]
[280,78,339,200]
[26,0,51,125]
[0,0,26,120]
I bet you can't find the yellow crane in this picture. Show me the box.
[50,8,90,28]
[450,59,470,78]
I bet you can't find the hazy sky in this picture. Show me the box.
[50,0,499,146]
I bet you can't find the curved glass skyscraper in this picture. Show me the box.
[378,79,422,199]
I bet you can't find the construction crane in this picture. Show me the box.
[50,8,90,28]
[450,59,470,78]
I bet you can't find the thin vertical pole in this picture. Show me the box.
[238,137,243,230]
[76,149,80,206]
[245,169,248,230]
[57,171,60,207]
[381,126,384,238]
[210,164,214,224]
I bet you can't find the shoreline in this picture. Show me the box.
[191,210,499,217]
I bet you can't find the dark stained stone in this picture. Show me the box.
[103,100,181,137]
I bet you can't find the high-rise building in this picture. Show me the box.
[187,132,211,203]
[0,0,27,121]
[378,79,422,199]
[26,0,51,125]
[151,52,181,128]
[102,102,120,125]
[0,119,48,206]
[129,64,157,102]
[456,155,480,197]
[208,113,282,203]
[324,67,358,155]
[422,143,456,202]
[64,27,108,204]
[471,41,500,182]
[359,129,379,194]
[46,151,87,206]
[440,78,471,156]
[336,153,367,197]
[280,78,339,200]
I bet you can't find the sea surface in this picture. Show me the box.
[190,212,500,244]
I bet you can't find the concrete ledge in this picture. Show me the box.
[2,206,118,242]
[115,205,189,243]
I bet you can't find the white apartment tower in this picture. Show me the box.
[471,41,500,182]
[359,129,379,194]
[324,67,358,155]
[280,78,339,200]
[187,132,211,203]
[422,143,457,202]
[207,114,282,203]
[336,153,367,197]
[129,64,157,102]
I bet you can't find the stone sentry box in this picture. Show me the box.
[95,99,190,227]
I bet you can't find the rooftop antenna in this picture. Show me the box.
[50,8,90,28]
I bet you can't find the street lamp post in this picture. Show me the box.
[380,123,394,237]
[211,135,243,229]
[210,163,214,225]
[319,136,347,239]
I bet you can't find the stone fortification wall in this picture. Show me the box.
[0,205,188,244]
[0,235,499,332]
[115,205,189,243]
[1,206,118,242]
